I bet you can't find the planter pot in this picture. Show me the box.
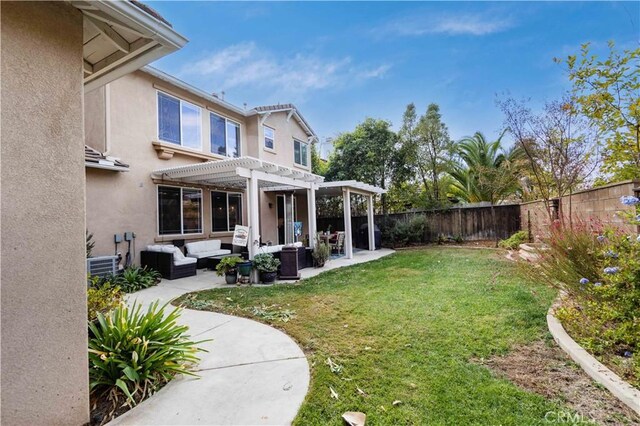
[237,261,252,277]
[260,271,277,284]
[225,271,238,285]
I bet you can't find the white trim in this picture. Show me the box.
[144,66,246,115]
[210,111,242,158]
[343,188,353,259]
[156,90,203,151]
[263,125,276,152]
[85,162,129,172]
[318,180,386,195]
[293,138,309,168]
[157,184,203,236]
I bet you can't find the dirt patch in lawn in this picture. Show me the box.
[478,340,640,425]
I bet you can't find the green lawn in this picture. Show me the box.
[175,248,576,425]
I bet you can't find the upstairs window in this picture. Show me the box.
[210,113,240,157]
[158,186,202,235]
[157,92,202,150]
[211,191,243,232]
[294,139,308,167]
[263,126,275,150]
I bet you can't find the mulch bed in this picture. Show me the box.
[477,339,640,425]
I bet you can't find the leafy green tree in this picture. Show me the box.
[556,42,640,182]
[499,96,599,223]
[325,118,398,214]
[397,103,453,206]
[311,143,327,176]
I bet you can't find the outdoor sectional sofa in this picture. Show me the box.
[141,245,197,280]
[185,239,232,268]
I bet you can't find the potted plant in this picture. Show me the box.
[252,253,280,284]
[237,260,252,276]
[216,256,243,285]
[312,241,330,268]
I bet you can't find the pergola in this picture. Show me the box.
[152,157,324,259]
[316,180,386,259]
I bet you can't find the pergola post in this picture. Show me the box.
[247,172,260,283]
[367,194,375,251]
[307,184,317,247]
[343,188,353,259]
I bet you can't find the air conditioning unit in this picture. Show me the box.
[87,255,118,278]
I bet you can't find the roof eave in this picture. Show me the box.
[142,66,248,116]
[79,0,188,91]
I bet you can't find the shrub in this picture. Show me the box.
[535,198,640,386]
[407,215,428,244]
[112,266,161,293]
[312,241,331,266]
[86,230,95,258]
[88,301,207,411]
[498,230,529,249]
[215,256,243,276]
[253,253,280,273]
[87,281,122,322]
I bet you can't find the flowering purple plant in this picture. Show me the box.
[579,278,589,285]
[603,266,620,275]
[604,250,618,259]
[596,235,606,243]
[620,195,640,206]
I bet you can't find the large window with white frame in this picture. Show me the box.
[157,92,202,150]
[211,191,243,232]
[293,139,308,167]
[210,113,240,157]
[157,186,203,235]
[263,125,275,150]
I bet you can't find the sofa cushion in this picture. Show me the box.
[185,240,222,255]
[146,244,171,252]
[185,249,231,259]
[174,257,197,266]
[257,245,283,254]
[160,245,178,253]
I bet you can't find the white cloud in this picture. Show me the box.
[358,64,392,79]
[180,42,390,98]
[378,12,514,37]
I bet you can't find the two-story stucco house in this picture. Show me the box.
[84,67,383,267]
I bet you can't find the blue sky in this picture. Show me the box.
[149,1,639,155]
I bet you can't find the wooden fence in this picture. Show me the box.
[318,204,522,247]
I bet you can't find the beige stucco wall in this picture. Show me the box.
[259,112,311,171]
[84,86,107,153]
[85,71,316,258]
[1,2,89,424]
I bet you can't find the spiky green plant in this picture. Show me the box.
[88,301,208,411]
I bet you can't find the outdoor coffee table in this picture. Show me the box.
[205,253,242,270]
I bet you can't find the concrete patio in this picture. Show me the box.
[109,248,394,425]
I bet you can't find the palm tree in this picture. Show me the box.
[448,131,524,244]
[449,131,523,203]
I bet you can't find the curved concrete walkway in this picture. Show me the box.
[108,276,310,425]
[109,249,395,425]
